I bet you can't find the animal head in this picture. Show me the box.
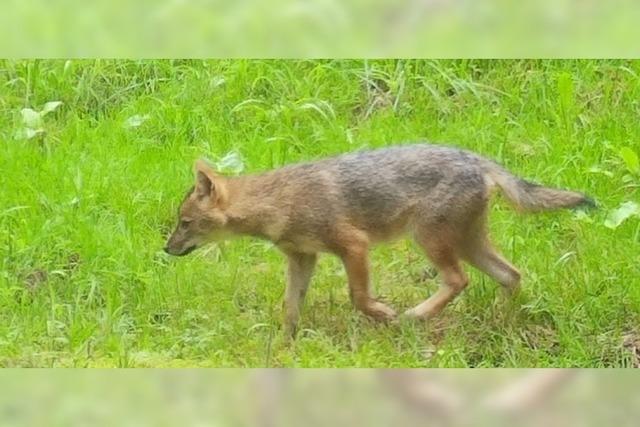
[164,160,230,256]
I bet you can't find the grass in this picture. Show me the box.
[0,59,639,367]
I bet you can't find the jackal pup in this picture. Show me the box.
[165,144,593,336]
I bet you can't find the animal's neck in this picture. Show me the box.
[223,175,277,241]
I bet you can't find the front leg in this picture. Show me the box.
[283,252,317,338]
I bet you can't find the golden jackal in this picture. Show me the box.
[164,144,593,336]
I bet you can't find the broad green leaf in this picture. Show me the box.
[210,76,225,88]
[41,101,63,116]
[123,114,149,128]
[588,166,614,178]
[604,201,640,229]
[216,151,245,174]
[14,127,44,140]
[20,108,42,128]
[573,210,593,223]
[620,146,639,174]
[25,128,45,139]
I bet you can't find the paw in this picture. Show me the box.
[502,283,521,297]
[402,307,424,319]
[363,300,397,321]
[283,320,298,342]
[402,305,434,320]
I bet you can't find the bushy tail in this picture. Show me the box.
[483,162,595,212]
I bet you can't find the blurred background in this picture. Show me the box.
[0,369,639,426]
[1,0,640,56]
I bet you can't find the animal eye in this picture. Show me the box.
[180,220,192,228]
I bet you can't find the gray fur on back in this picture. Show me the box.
[257,143,490,240]
[334,145,484,211]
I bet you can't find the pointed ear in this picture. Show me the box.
[194,159,217,199]
[193,159,227,204]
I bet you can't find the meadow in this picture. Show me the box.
[0,59,638,367]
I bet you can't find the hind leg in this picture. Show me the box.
[404,229,469,319]
[461,227,521,293]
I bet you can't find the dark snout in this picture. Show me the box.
[163,244,197,257]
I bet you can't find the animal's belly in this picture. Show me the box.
[276,236,328,254]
